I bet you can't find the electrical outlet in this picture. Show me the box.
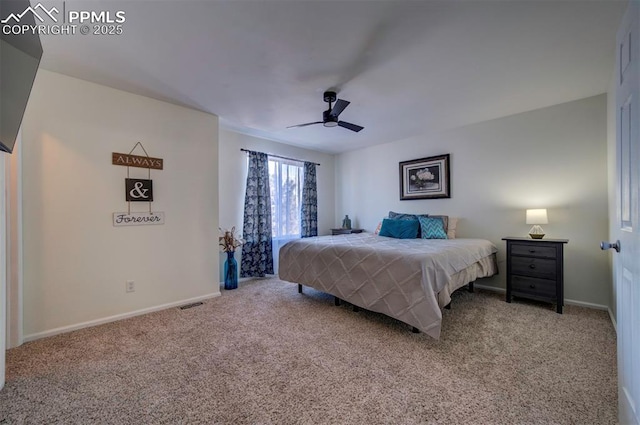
[126,280,135,293]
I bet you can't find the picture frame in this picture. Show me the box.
[399,154,450,200]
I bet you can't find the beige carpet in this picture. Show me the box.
[0,278,617,424]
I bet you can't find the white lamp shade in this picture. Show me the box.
[526,209,548,225]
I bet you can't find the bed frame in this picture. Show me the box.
[296,281,476,333]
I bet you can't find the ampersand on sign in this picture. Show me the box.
[125,178,153,202]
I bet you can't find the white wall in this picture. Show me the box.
[218,129,335,277]
[336,95,610,306]
[20,70,220,339]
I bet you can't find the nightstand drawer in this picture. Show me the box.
[510,244,557,259]
[511,276,557,299]
[511,256,556,279]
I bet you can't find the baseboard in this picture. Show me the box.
[607,307,617,333]
[23,292,221,343]
[473,284,610,311]
[219,276,274,286]
[564,299,608,310]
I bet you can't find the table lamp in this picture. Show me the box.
[526,209,548,239]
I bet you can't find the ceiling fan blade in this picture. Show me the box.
[287,121,323,129]
[330,99,350,118]
[338,121,364,132]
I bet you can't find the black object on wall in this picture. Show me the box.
[0,0,43,153]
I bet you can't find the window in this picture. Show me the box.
[268,157,304,273]
[268,157,304,238]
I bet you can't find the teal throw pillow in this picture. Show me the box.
[418,216,448,239]
[388,211,428,238]
[378,218,419,239]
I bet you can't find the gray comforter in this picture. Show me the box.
[278,233,498,339]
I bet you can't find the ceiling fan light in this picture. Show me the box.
[323,121,338,127]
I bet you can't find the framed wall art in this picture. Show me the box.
[399,154,450,200]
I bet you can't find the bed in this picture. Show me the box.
[278,233,498,339]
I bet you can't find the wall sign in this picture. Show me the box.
[112,152,163,170]
[113,142,164,226]
[126,178,153,202]
[113,212,165,227]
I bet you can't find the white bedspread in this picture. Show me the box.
[278,233,498,339]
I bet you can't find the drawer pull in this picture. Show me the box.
[529,249,536,253]
[530,284,536,288]
[529,264,536,269]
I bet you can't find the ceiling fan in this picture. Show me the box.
[287,91,364,132]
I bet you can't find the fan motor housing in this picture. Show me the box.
[323,109,338,126]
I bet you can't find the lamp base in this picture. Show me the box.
[528,225,545,239]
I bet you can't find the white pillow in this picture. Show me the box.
[447,217,458,239]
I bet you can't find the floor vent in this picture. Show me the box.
[179,302,204,310]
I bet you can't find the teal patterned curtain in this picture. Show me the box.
[240,151,274,277]
[301,162,318,238]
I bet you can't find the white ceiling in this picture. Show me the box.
[39,0,626,154]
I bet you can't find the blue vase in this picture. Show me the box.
[342,215,351,229]
[224,251,238,290]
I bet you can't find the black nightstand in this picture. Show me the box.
[331,228,363,235]
[503,237,568,313]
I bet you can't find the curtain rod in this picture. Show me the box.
[240,149,320,166]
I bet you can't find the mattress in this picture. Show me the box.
[278,233,498,339]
